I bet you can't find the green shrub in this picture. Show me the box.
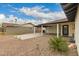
[48,36,68,53]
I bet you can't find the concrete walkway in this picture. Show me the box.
[14,33,42,40]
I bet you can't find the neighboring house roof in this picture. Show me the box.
[2,23,20,27]
[20,23,35,27]
[1,22,35,27]
[61,3,78,21]
[22,23,35,26]
[0,22,36,28]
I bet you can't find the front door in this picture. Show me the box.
[62,25,69,36]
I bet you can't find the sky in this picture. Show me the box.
[0,3,66,25]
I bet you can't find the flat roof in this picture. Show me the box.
[36,18,68,27]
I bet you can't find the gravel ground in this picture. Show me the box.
[0,35,78,56]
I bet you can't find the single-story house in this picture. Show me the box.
[35,4,77,38]
[0,22,36,35]
[36,18,75,37]
[0,3,79,55]
[36,3,79,55]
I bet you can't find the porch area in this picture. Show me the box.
[37,22,75,38]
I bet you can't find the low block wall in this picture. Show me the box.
[4,27,34,35]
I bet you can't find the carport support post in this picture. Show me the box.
[60,24,62,36]
[57,24,59,38]
[75,4,79,55]
[34,27,36,34]
[41,25,43,36]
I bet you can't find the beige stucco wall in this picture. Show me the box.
[4,26,34,35]
[75,5,79,55]
[60,22,75,37]
[46,22,75,37]
[46,24,57,34]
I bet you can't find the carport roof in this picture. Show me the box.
[61,3,78,21]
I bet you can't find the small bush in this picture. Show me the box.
[48,36,68,53]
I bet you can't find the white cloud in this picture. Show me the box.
[6,15,26,24]
[0,14,6,23]
[0,13,47,25]
[0,14,6,27]
[25,19,39,25]
[0,14,26,24]
[0,5,67,25]
[0,14,37,25]
[4,15,16,23]
[19,6,66,20]
[0,14,6,19]
[16,18,26,24]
